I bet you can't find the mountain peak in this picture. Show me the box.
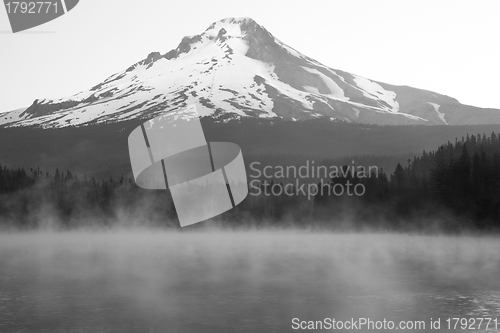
[3,17,500,128]
[203,17,270,40]
[205,17,258,31]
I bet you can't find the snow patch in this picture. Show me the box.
[428,102,447,125]
[301,66,347,101]
[352,108,360,118]
[0,108,27,126]
[353,75,399,113]
[303,86,320,94]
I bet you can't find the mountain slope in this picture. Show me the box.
[1,17,499,128]
[2,118,500,179]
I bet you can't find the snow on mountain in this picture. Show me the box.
[0,108,27,126]
[428,102,448,125]
[2,17,500,128]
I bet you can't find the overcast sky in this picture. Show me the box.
[0,0,499,113]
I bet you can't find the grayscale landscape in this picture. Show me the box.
[1,1,500,332]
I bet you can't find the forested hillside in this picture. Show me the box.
[1,132,500,231]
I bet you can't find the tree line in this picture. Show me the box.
[0,166,177,229]
[313,132,500,231]
[1,132,500,231]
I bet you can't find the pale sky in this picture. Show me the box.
[0,0,499,113]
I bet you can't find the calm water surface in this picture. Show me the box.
[0,231,499,332]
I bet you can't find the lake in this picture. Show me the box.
[1,231,500,332]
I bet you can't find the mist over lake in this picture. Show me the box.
[1,230,499,332]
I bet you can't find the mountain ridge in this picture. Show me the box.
[2,17,499,128]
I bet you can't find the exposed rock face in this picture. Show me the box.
[21,99,81,118]
[163,35,203,60]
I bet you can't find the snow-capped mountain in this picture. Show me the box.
[2,17,500,128]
